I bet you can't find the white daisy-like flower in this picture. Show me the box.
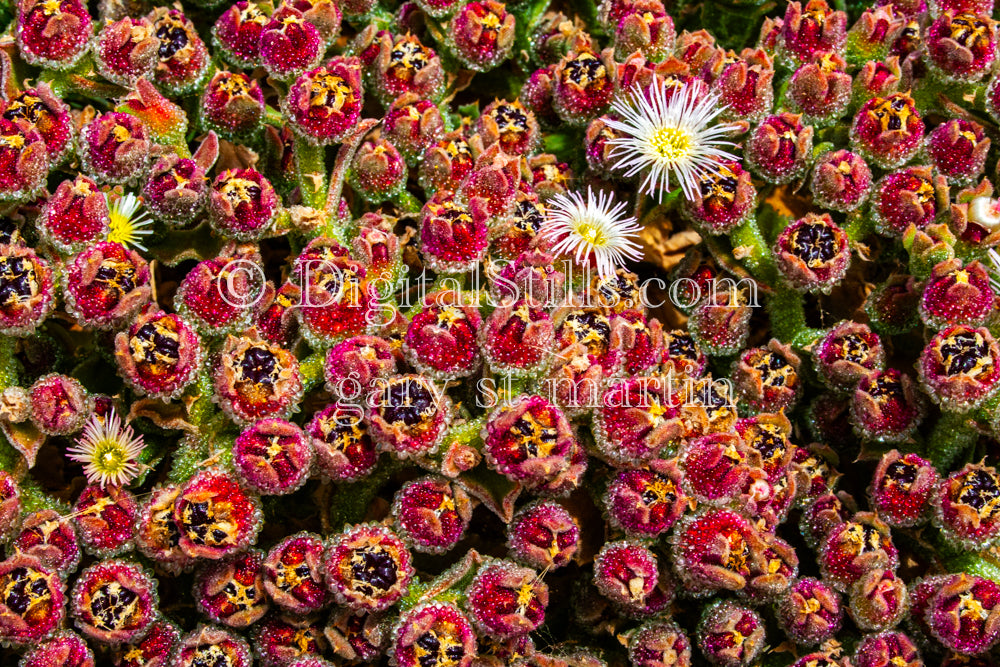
[106,192,153,251]
[66,407,145,488]
[606,78,738,202]
[541,187,643,279]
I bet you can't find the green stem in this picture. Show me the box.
[768,286,826,348]
[843,212,872,245]
[299,350,327,393]
[294,139,328,209]
[264,105,285,127]
[0,335,17,388]
[926,410,979,470]
[391,189,423,214]
[730,216,777,282]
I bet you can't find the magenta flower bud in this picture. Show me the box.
[255,614,327,667]
[373,33,445,105]
[776,577,843,645]
[233,419,313,496]
[612,311,662,376]
[80,112,150,185]
[934,462,1000,550]
[297,253,378,346]
[593,540,659,608]
[758,16,783,52]
[284,59,363,146]
[680,433,750,506]
[0,119,48,200]
[208,168,279,241]
[849,569,908,632]
[0,244,56,336]
[322,610,386,664]
[872,166,941,238]
[200,71,266,139]
[851,368,924,443]
[688,286,752,356]
[419,132,475,194]
[521,65,561,131]
[366,373,450,458]
[605,461,687,537]
[869,450,938,528]
[13,509,81,575]
[0,555,66,646]
[850,93,924,169]
[94,16,158,86]
[382,94,444,165]
[256,281,300,347]
[659,329,705,380]
[483,394,585,494]
[930,0,993,13]
[324,336,396,400]
[173,625,252,667]
[4,84,73,165]
[404,294,482,381]
[819,513,898,592]
[682,159,756,235]
[929,120,990,187]
[926,574,1000,654]
[490,191,548,260]
[814,320,885,392]
[920,260,996,329]
[495,249,566,306]
[481,299,554,377]
[926,12,997,82]
[142,154,208,226]
[135,484,193,574]
[70,560,157,645]
[29,373,91,435]
[124,627,179,667]
[258,6,322,81]
[787,53,852,126]
[306,403,379,482]
[583,115,627,177]
[16,0,91,69]
[212,1,269,68]
[810,149,872,213]
[325,523,413,612]
[866,274,922,335]
[174,468,263,560]
[391,602,477,667]
[392,476,472,554]
[670,508,761,596]
[194,550,269,627]
[918,324,1000,412]
[0,472,20,540]
[907,576,949,646]
[174,250,263,336]
[629,620,692,667]
[213,334,302,425]
[533,11,592,65]
[73,485,138,558]
[64,241,151,330]
[21,631,95,667]
[449,0,516,71]
[261,532,328,615]
[713,49,774,124]
[594,376,687,464]
[613,4,675,62]
[39,177,109,253]
[148,8,210,95]
[854,58,902,102]
[853,632,921,667]
[553,50,616,125]
[696,599,766,667]
[348,136,407,203]
[507,500,579,569]
[419,191,490,273]
[745,112,813,184]
[477,99,540,157]
[468,559,548,638]
[459,144,521,218]
[773,212,850,294]
[778,0,848,65]
[732,339,802,413]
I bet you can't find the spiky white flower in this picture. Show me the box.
[106,192,153,251]
[66,408,145,488]
[541,187,643,279]
[606,79,738,202]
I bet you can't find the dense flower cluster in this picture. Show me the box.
[1,0,1000,664]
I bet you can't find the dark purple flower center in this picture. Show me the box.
[90,581,139,630]
[0,256,38,305]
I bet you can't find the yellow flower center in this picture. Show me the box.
[573,220,606,247]
[93,438,130,475]
[649,126,694,163]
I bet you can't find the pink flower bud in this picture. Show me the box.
[16,0,92,69]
